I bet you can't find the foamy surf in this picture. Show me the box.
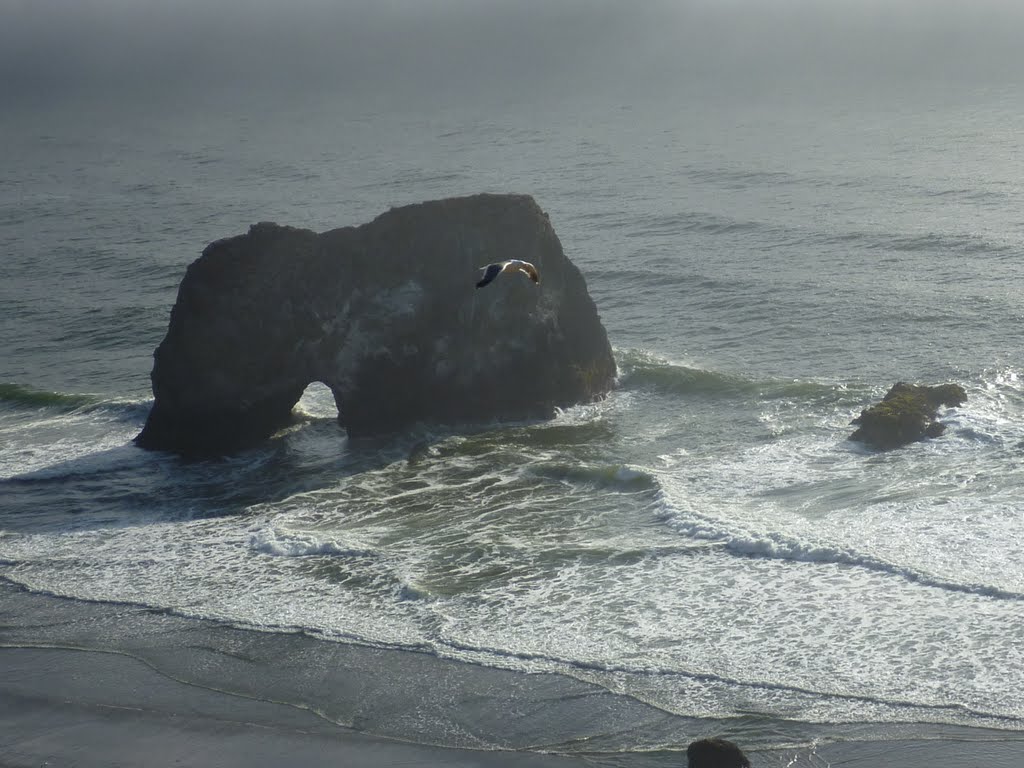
[249,527,380,559]
[0,397,151,481]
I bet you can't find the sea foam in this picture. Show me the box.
[249,527,378,559]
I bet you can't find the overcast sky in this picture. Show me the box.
[3,0,1022,107]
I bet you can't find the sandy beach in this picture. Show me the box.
[4,645,1024,768]
[1,647,593,768]
[3,582,1023,768]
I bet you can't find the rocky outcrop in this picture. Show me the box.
[135,194,616,453]
[850,382,967,450]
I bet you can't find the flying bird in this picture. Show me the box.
[476,259,541,289]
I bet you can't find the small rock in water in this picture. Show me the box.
[850,381,967,450]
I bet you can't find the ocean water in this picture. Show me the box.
[3,83,1024,763]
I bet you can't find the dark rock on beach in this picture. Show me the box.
[687,738,751,768]
[849,381,967,450]
[136,193,616,453]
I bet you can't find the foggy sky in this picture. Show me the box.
[2,0,1022,107]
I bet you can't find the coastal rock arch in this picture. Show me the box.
[135,194,617,454]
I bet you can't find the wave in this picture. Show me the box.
[816,228,1013,257]
[574,202,1012,266]
[0,386,151,424]
[614,349,856,402]
[645,210,767,236]
[729,532,1024,602]
[923,186,1006,202]
[658,500,1024,603]
[426,632,1024,730]
[361,170,468,191]
[0,382,98,411]
[528,462,659,492]
[631,209,773,238]
[584,267,734,296]
[574,208,777,240]
[686,166,799,189]
[249,528,378,559]
[0,394,153,482]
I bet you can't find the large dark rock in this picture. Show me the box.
[136,194,616,453]
[849,382,967,450]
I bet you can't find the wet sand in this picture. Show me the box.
[2,582,1023,768]
[0,647,589,768]
[5,646,1024,768]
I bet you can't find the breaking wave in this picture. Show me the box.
[0,382,99,411]
[614,349,855,402]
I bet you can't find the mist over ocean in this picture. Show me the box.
[2,1,1024,764]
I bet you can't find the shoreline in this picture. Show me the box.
[2,582,1023,767]
[5,646,1024,768]
[0,646,589,768]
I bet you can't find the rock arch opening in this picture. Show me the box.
[294,381,338,420]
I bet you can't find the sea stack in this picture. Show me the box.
[135,193,616,453]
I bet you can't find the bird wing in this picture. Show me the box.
[476,262,505,288]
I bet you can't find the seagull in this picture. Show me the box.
[476,259,541,289]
